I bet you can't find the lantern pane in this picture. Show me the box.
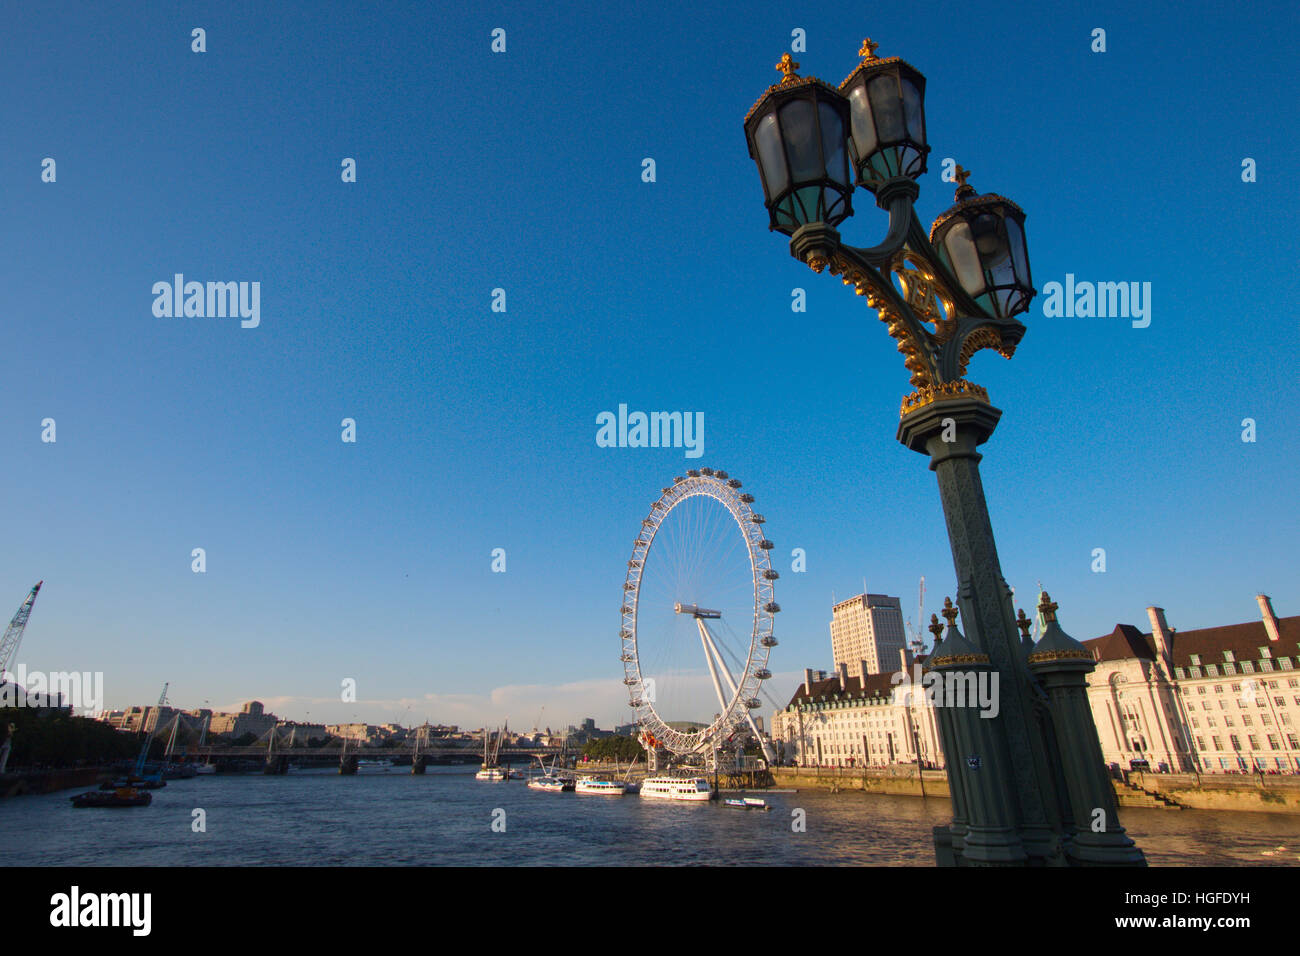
[755,113,788,198]
[848,86,878,158]
[867,74,904,143]
[1006,216,1030,286]
[943,222,984,297]
[780,99,822,181]
[818,101,849,187]
[902,78,924,143]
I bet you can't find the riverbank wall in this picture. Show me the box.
[771,767,1300,814]
[0,767,106,798]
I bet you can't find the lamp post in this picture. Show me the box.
[744,38,1144,866]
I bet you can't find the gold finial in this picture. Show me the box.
[928,613,944,641]
[859,38,880,60]
[1037,591,1059,624]
[775,53,801,83]
[1016,608,1033,639]
[941,596,959,627]
[954,164,975,201]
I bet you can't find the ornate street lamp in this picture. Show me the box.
[839,38,929,190]
[744,53,854,235]
[743,37,1143,868]
[930,169,1034,318]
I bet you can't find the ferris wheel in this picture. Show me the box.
[620,468,779,765]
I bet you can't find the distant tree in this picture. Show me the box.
[231,732,258,747]
[0,708,138,769]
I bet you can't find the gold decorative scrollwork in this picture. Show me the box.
[957,327,1016,377]
[891,251,956,343]
[899,379,990,417]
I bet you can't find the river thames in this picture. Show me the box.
[5,766,1299,866]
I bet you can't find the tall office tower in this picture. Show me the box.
[830,592,908,679]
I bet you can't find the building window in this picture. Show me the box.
[1261,660,1275,672]
[1190,654,1201,666]
[1241,661,1255,674]
[1207,716,1217,727]
[1248,735,1260,750]
[1224,716,1234,728]
[1197,686,1207,695]
[1206,664,1219,677]
[1242,715,1253,726]
[1212,737,1222,750]
[1268,736,1280,750]
[1262,714,1273,726]
[1230,735,1241,750]
[1287,735,1299,749]
[1231,683,1241,693]
[1276,697,1287,708]
[1280,658,1293,670]
[1213,684,1224,694]
[1224,650,1235,662]
[1260,648,1272,659]
[1223,663,1237,675]
[1196,736,1206,749]
[1174,667,1186,679]
[1191,717,1200,728]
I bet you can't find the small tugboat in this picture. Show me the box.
[72,785,152,808]
[723,796,772,810]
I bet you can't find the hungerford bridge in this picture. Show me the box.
[184,728,567,775]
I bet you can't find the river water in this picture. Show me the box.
[4,766,1298,866]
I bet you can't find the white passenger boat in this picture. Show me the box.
[638,775,713,801]
[527,774,571,792]
[476,725,511,781]
[575,777,627,796]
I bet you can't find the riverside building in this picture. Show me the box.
[1083,594,1299,774]
[771,659,944,769]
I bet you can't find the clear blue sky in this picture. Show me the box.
[2,1,1296,730]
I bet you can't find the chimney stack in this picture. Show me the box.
[1146,607,1173,672]
[803,668,814,696]
[1258,594,1282,643]
[837,661,850,692]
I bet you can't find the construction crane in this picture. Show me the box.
[907,576,927,657]
[133,683,170,780]
[0,582,43,678]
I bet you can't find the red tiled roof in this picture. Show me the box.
[786,671,901,707]
[1082,615,1300,668]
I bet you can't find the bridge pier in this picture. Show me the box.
[411,755,427,775]
[264,755,290,775]
[339,755,358,775]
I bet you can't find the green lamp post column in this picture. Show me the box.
[1028,593,1147,865]
[743,36,1144,867]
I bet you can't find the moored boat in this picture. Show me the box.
[72,786,152,808]
[639,775,713,801]
[575,777,627,796]
[527,774,571,792]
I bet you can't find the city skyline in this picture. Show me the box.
[2,2,1296,734]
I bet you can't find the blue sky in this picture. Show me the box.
[2,1,1296,730]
